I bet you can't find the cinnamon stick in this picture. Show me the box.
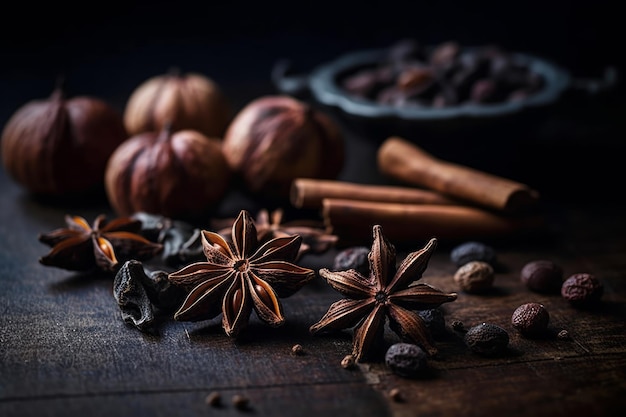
[290,178,460,209]
[323,199,543,244]
[377,136,540,213]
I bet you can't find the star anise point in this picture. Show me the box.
[168,209,315,337]
[311,226,456,362]
[38,214,163,272]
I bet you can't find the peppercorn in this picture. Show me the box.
[450,241,497,267]
[385,343,428,378]
[511,302,550,337]
[453,261,495,293]
[464,323,509,356]
[561,273,603,308]
[333,246,370,275]
[418,308,447,339]
[520,260,563,293]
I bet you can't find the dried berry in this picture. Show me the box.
[520,260,564,293]
[450,241,497,267]
[511,302,550,337]
[453,261,495,293]
[205,391,222,407]
[385,343,427,378]
[417,308,447,339]
[339,40,546,109]
[332,246,370,275]
[561,273,603,308]
[464,323,509,356]
[232,394,249,410]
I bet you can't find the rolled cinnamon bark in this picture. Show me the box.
[377,136,540,213]
[290,178,460,209]
[323,199,543,244]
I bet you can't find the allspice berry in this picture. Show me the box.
[385,343,428,378]
[511,302,550,337]
[464,323,509,356]
[453,261,495,293]
[561,273,603,308]
[450,241,497,267]
[520,260,563,293]
[417,308,447,339]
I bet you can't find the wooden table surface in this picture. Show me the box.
[1,10,626,415]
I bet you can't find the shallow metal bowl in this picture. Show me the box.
[273,46,576,141]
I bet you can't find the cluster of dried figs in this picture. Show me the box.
[1,69,346,220]
[340,39,546,108]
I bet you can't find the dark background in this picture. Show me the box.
[1,0,622,106]
[1,0,624,208]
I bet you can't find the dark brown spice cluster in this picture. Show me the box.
[38,214,163,272]
[310,225,457,361]
[341,39,545,108]
[167,210,316,337]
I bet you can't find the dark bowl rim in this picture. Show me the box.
[307,47,572,121]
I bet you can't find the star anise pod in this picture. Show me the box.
[168,209,316,337]
[310,225,457,362]
[38,214,163,272]
[212,208,338,259]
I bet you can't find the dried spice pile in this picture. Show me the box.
[37,210,462,366]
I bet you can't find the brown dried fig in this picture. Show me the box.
[105,125,231,220]
[222,95,345,199]
[123,69,232,138]
[1,85,127,195]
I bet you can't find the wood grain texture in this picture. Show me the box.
[2,127,626,417]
